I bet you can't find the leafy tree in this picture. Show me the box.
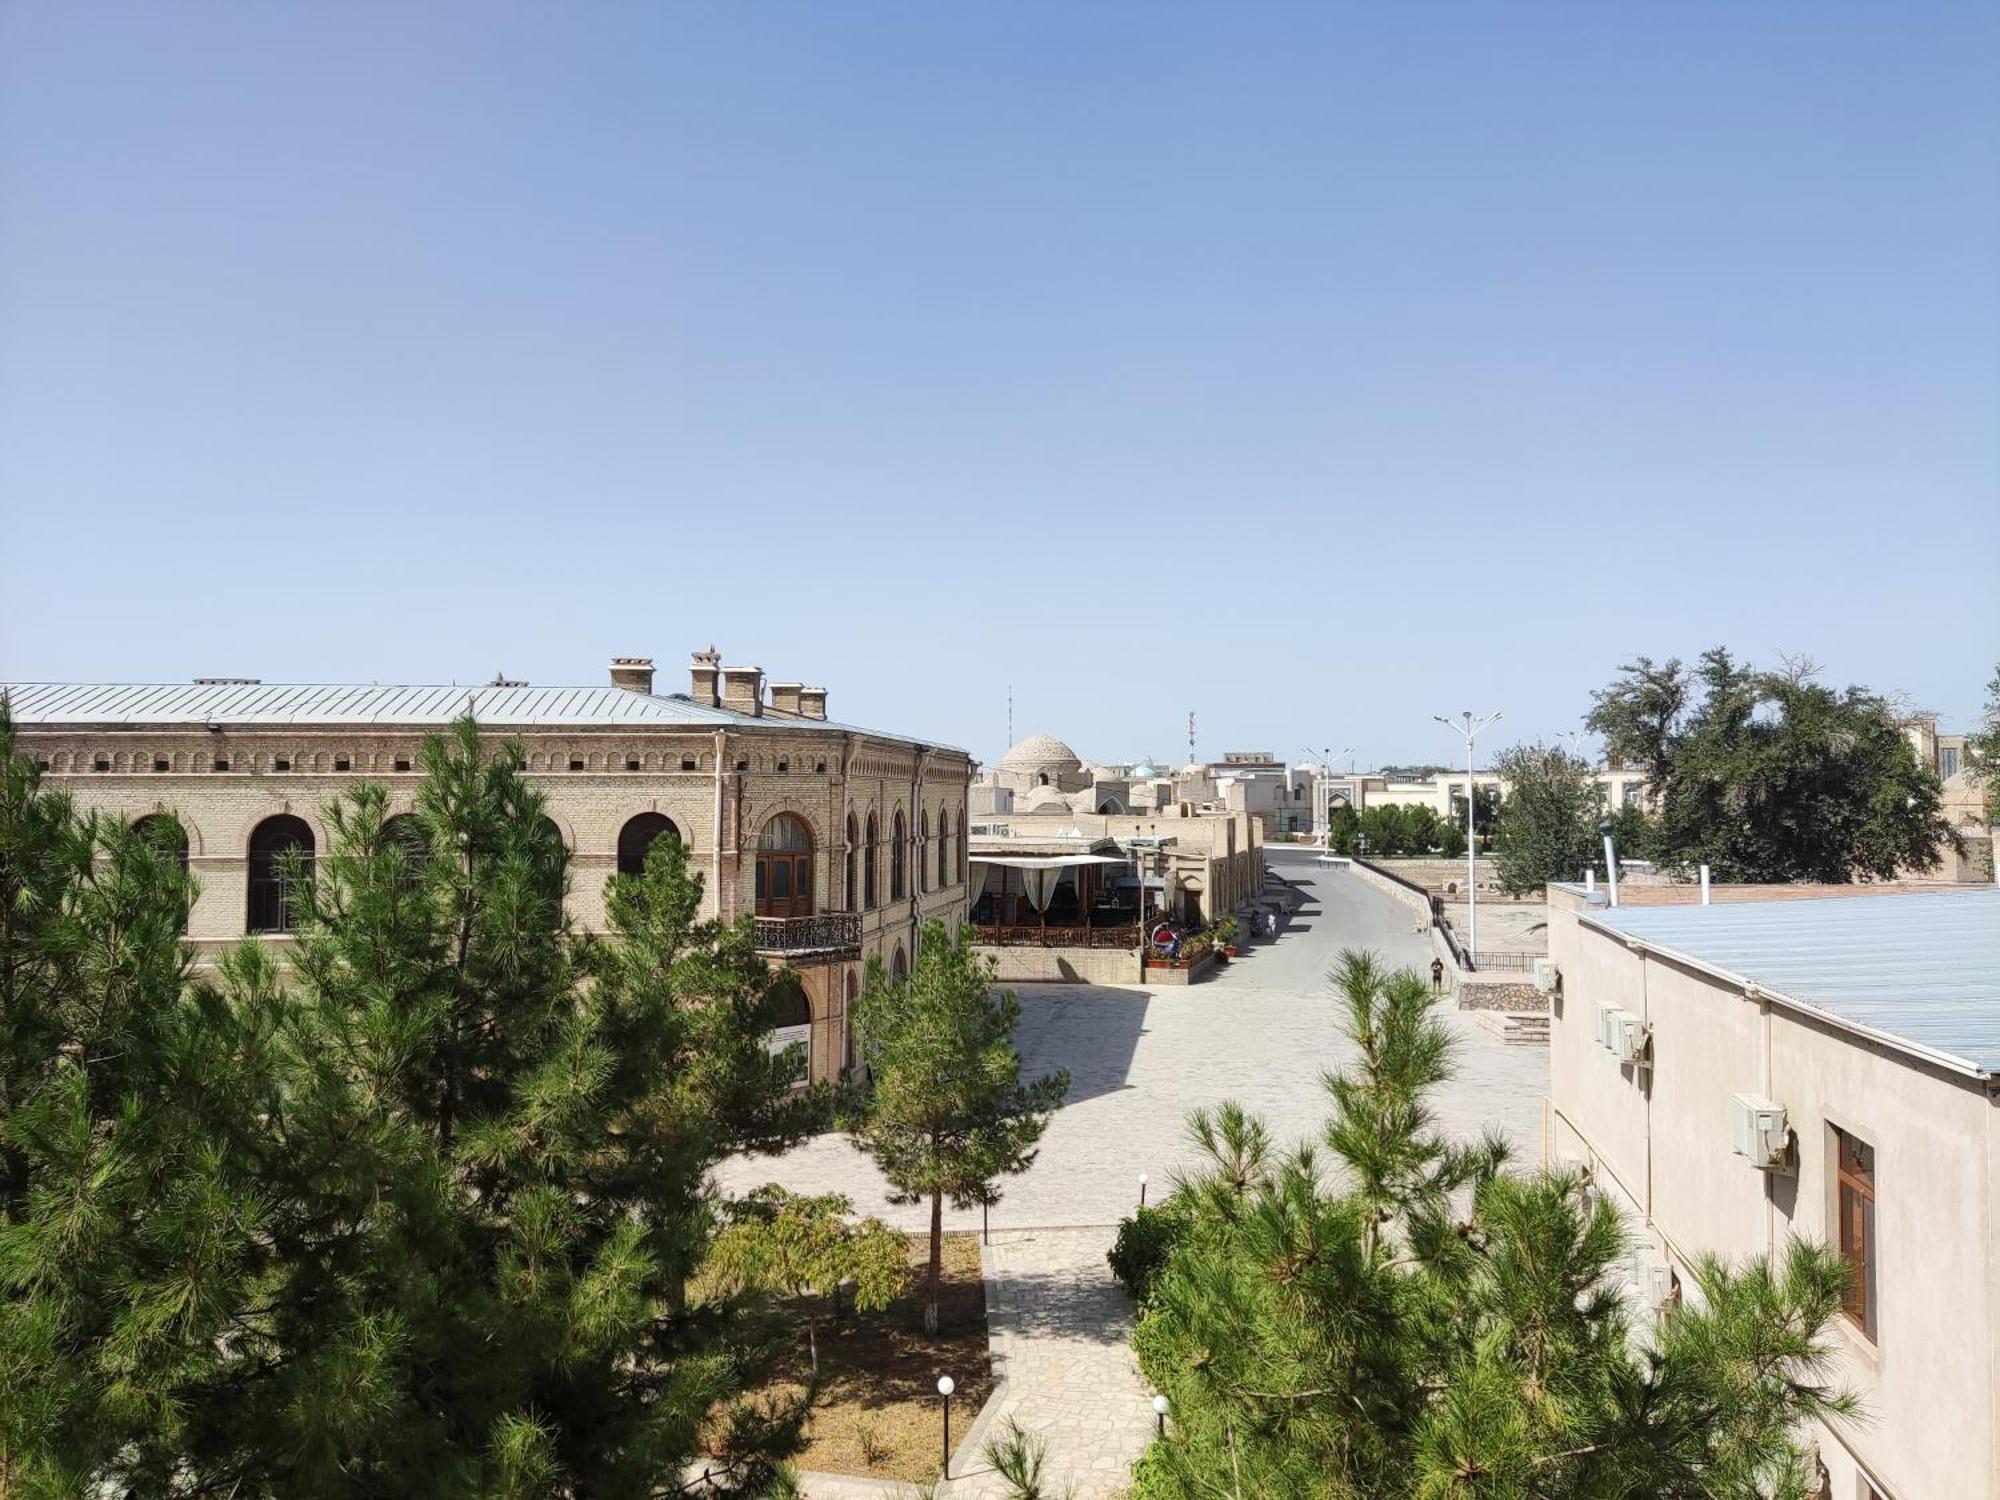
[707,1187,907,1374]
[850,922,1070,1334]
[1124,949,1856,1500]
[1965,664,2000,824]
[1324,801,1361,855]
[1587,648,1953,882]
[0,712,820,1497]
[1492,743,1602,894]
[1434,818,1467,859]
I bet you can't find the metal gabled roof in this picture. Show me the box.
[1582,887,2000,1078]
[0,681,964,752]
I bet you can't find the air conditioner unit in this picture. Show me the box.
[1532,957,1560,996]
[1609,1011,1650,1066]
[1594,1003,1622,1049]
[1729,1093,1789,1170]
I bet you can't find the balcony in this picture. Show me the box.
[753,911,862,960]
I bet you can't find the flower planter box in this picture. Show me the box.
[1143,950,1218,986]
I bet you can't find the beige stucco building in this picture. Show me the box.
[1544,882,2000,1500]
[1,650,973,1087]
[1904,715,1996,883]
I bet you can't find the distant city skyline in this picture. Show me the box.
[3,3,1996,765]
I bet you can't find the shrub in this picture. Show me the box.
[1107,1203,1190,1303]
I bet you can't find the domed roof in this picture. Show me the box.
[1020,785,1073,813]
[1000,731,1083,773]
[1131,763,1159,780]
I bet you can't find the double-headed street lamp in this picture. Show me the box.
[1433,711,1502,964]
[1302,746,1351,851]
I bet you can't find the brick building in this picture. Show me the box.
[1,650,974,1085]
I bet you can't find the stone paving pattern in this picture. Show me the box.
[710,856,1552,1497]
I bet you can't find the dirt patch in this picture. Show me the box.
[725,1231,993,1482]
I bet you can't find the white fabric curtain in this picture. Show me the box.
[971,861,996,906]
[1021,866,1066,912]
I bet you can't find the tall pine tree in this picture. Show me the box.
[850,922,1069,1335]
[1126,949,1856,1499]
[0,711,823,1496]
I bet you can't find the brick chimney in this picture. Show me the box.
[609,657,654,694]
[720,665,764,717]
[689,647,721,707]
[767,682,804,717]
[799,687,827,720]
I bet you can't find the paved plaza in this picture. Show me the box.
[716,856,1550,1232]
[713,859,1553,1498]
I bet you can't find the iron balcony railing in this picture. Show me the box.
[752,912,862,958]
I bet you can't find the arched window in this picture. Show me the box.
[616,812,680,877]
[890,811,908,902]
[247,814,315,934]
[382,813,428,890]
[756,814,814,918]
[919,811,931,893]
[958,813,968,884]
[845,814,859,911]
[936,811,949,890]
[864,813,879,909]
[891,945,908,982]
[132,813,190,872]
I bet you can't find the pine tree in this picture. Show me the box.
[849,922,1069,1334]
[1126,948,1855,1500]
[1,713,823,1496]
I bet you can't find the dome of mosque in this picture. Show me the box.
[1020,785,1074,814]
[1131,763,1159,780]
[999,732,1084,775]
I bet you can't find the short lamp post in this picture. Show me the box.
[1153,1393,1170,1438]
[937,1375,955,1479]
[1138,1172,1149,1209]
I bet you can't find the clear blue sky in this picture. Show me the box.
[3,2,1996,767]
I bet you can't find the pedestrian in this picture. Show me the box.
[1430,956,1444,994]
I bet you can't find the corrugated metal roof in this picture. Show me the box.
[0,681,962,751]
[1583,888,2000,1077]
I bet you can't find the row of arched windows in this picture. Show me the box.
[117,801,964,937]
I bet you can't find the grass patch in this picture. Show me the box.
[720,1231,993,1481]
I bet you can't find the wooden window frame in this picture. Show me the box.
[1834,1126,1876,1341]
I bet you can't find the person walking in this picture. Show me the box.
[1430,956,1445,994]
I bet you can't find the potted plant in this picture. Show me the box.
[1214,915,1240,958]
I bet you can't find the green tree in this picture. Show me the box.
[1,713,820,1497]
[1587,648,1952,882]
[1492,743,1602,894]
[707,1187,907,1374]
[1124,949,1856,1500]
[1965,664,2000,824]
[850,923,1070,1334]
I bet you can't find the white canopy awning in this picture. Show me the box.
[971,854,1129,870]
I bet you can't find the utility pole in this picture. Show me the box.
[1433,711,1502,964]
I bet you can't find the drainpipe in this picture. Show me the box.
[713,729,728,922]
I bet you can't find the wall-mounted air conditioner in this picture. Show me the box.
[1532,957,1560,995]
[1609,1011,1650,1066]
[1728,1093,1789,1170]
[1594,1003,1623,1050]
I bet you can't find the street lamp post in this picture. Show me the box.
[937,1375,955,1478]
[1302,746,1351,852]
[1433,711,1502,966]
